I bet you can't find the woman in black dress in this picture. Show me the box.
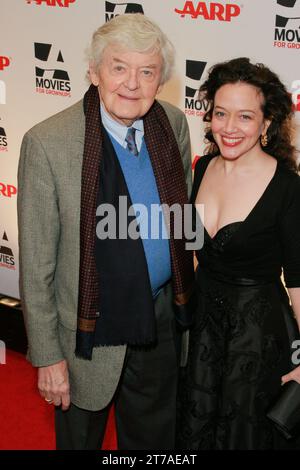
[178,57,300,450]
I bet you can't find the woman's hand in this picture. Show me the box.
[281,364,300,385]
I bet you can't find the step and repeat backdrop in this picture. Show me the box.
[1,0,300,299]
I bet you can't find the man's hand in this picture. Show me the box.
[38,359,70,410]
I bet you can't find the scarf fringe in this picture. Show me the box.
[75,339,158,360]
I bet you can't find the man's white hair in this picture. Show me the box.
[87,13,175,85]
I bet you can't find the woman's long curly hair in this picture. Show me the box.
[199,57,298,172]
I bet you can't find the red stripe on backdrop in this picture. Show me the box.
[0,350,117,450]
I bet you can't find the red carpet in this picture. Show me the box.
[0,350,117,450]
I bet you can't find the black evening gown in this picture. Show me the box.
[177,154,300,450]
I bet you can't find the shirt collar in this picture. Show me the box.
[100,102,144,149]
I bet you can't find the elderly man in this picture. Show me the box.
[18,14,194,450]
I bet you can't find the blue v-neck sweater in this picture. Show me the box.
[109,134,171,297]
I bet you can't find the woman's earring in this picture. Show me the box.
[261,134,268,147]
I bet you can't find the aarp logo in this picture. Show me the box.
[175,1,241,22]
[26,0,76,7]
[0,57,10,72]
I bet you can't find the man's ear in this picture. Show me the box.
[157,84,163,95]
[89,62,99,86]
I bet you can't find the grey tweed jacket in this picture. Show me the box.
[17,98,192,411]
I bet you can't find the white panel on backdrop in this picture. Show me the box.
[1,0,300,298]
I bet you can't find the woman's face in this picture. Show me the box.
[211,82,270,161]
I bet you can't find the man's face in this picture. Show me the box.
[89,44,163,126]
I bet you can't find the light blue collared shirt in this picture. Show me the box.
[100,102,144,152]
